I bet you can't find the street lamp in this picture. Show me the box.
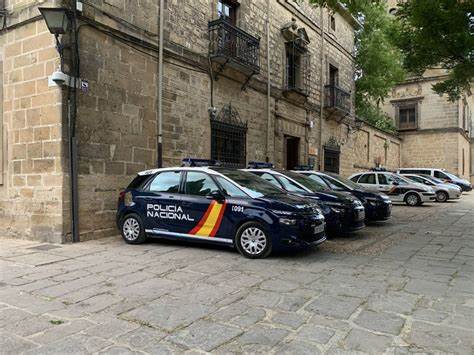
[39,6,80,244]
[38,7,72,35]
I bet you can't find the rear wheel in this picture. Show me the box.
[405,193,421,207]
[235,222,272,259]
[121,213,147,244]
[436,191,448,202]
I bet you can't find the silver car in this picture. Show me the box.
[401,174,462,202]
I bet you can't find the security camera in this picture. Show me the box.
[50,70,68,86]
[208,106,218,119]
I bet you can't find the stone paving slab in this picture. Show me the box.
[0,194,474,354]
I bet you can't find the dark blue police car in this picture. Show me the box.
[116,160,326,258]
[244,164,365,235]
[293,169,392,222]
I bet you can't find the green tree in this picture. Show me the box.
[395,0,474,101]
[310,0,404,132]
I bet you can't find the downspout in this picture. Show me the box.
[157,0,164,167]
[265,0,271,162]
[70,1,79,242]
[319,6,325,171]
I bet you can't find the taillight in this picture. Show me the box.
[119,191,126,201]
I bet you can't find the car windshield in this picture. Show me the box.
[277,170,327,192]
[406,175,425,184]
[391,174,411,185]
[443,171,460,180]
[212,168,284,198]
[420,174,444,184]
[325,172,363,190]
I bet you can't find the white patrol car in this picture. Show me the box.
[349,171,436,206]
[401,174,462,202]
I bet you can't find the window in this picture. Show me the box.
[358,173,376,184]
[378,174,388,185]
[258,173,282,188]
[396,103,418,130]
[278,175,307,193]
[329,14,336,31]
[211,105,247,168]
[215,176,248,198]
[324,148,340,174]
[308,174,331,189]
[217,0,238,25]
[285,41,310,94]
[184,172,219,196]
[434,170,449,180]
[350,174,361,183]
[149,171,181,193]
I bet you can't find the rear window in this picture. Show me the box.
[127,174,152,189]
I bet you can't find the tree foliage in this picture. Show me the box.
[395,0,474,101]
[310,0,404,132]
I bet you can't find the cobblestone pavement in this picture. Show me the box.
[1,195,474,354]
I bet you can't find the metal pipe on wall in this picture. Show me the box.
[265,0,272,162]
[319,6,325,171]
[157,0,164,168]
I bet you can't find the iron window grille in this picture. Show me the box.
[324,85,351,112]
[284,40,310,96]
[208,18,260,73]
[211,104,247,168]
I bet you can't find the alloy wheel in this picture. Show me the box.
[123,217,140,241]
[240,227,267,256]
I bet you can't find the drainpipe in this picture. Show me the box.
[70,1,79,243]
[265,0,271,162]
[319,6,325,171]
[157,0,164,167]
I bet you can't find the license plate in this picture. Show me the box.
[357,210,365,221]
[314,223,325,234]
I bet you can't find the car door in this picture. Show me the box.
[139,170,184,233]
[180,171,227,239]
[356,173,377,191]
[377,173,403,202]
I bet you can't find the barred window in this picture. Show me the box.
[211,104,247,168]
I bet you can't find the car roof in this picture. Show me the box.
[137,166,223,176]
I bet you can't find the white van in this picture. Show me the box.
[396,168,472,192]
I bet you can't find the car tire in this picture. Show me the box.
[405,193,421,206]
[235,222,272,259]
[436,191,449,203]
[121,213,147,244]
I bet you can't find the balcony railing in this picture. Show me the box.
[324,85,351,113]
[208,18,260,74]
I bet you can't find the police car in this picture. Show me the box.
[349,171,436,206]
[244,163,366,235]
[116,159,326,259]
[292,169,392,222]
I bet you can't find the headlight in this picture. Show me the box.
[279,218,297,226]
[270,209,294,216]
[324,202,345,213]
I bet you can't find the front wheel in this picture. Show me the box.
[436,191,448,202]
[121,213,147,244]
[235,222,272,259]
[405,193,421,206]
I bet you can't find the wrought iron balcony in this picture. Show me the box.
[208,18,260,75]
[324,85,351,113]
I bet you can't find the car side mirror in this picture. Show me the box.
[207,190,225,201]
[392,181,399,186]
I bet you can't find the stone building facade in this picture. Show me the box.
[0,0,401,243]
[384,0,472,181]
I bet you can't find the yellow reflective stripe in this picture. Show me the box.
[194,203,223,237]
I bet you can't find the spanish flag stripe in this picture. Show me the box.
[189,200,216,235]
[209,202,227,237]
[193,203,223,237]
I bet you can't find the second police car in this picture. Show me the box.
[292,168,392,222]
[244,163,366,235]
[116,159,326,259]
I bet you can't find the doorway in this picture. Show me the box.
[285,136,300,170]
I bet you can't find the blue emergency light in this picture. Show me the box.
[247,161,274,169]
[181,158,221,167]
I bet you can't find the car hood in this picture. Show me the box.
[298,190,358,205]
[255,193,317,213]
